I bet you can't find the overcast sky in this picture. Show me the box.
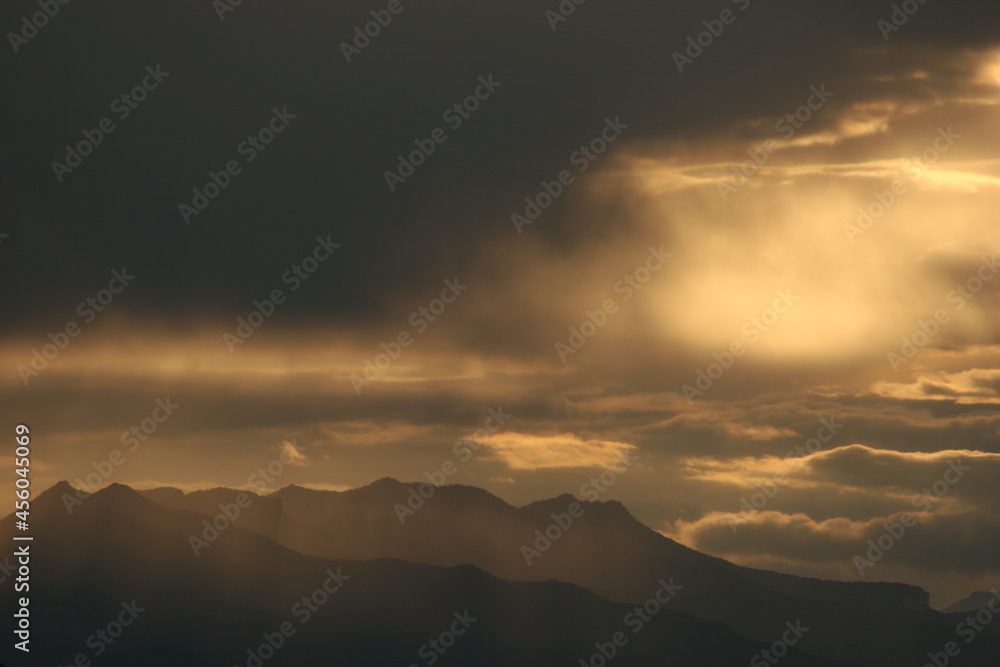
[2,0,1000,608]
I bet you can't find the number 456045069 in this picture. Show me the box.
[14,424,30,520]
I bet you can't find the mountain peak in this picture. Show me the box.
[276,483,310,493]
[87,482,153,507]
[365,476,404,489]
[944,591,1000,614]
[521,493,579,513]
[40,480,76,498]
[521,494,637,522]
[275,477,403,498]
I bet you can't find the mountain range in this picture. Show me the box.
[1,479,997,666]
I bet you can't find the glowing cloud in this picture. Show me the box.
[478,432,636,470]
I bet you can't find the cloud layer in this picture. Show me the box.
[3,0,1000,608]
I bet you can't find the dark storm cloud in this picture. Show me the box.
[5,0,1000,612]
[3,0,1000,337]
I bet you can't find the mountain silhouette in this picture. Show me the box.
[132,478,1000,666]
[0,482,861,667]
[944,591,1000,614]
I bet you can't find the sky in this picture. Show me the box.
[2,0,999,608]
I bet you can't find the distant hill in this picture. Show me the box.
[132,477,1000,666]
[0,482,857,667]
[944,591,1000,614]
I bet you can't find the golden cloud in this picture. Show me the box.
[477,432,637,470]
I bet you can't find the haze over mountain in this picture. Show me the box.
[944,591,1000,615]
[36,477,990,666]
[1,482,865,667]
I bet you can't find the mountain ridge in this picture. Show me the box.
[31,477,993,666]
[1,480,862,667]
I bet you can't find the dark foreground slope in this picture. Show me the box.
[137,478,1000,666]
[0,483,855,667]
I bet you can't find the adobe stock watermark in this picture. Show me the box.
[213,0,246,21]
[18,268,136,386]
[7,0,74,54]
[0,555,15,585]
[61,397,180,515]
[223,235,340,352]
[179,106,296,224]
[878,0,932,41]
[234,567,349,667]
[544,0,589,31]
[844,126,959,243]
[556,245,672,362]
[520,449,638,566]
[853,458,970,576]
[340,0,415,63]
[351,278,467,394]
[52,65,170,182]
[672,0,752,73]
[887,255,998,372]
[726,417,844,534]
[577,578,682,666]
[922,590,1000,667]
[188,443,302,556]
[511,116,629,234]
[750,620,810,667]
[682,289,799,402]
[718,84,833,201]
[394,406,511,524]
[384,74,502,192]
[407,610,478,667]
